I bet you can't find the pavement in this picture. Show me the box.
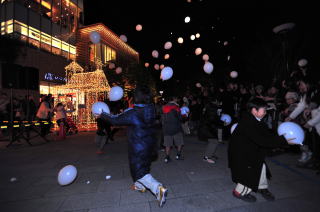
[0,128,320,212]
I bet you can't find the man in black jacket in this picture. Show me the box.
[228,98,296,202]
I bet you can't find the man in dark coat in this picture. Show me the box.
[228,98,295,202]
[99,85,168,207]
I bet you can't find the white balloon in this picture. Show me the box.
[195,33,200,38]
[164,54,170,60]
[190,35,195,40]
[202,54,209,61]
[185,16,191,23]
[227,55,231,61]
[196,83,202,88]
[230,71,238,78]
[119,35,127,42]
[277,122,304,145]
[164,41,172,50]
[298,58,308,67]
[177,37,184,44]
[203,62,214,74]
[109,86,124,101]
[145,62,149,68]
[92,101,110,116]
[89,31,100,44]
[195,48,202,55]
[58,165,77,186]
[154,64,160,70]
[115,67,122,74]
[160,66,173,81]
[231,123,238,134]
[160,64,165,70]
[152,50,159,58]
[224,41,228,46]
[108,63,115,69]
[136,24,142,31]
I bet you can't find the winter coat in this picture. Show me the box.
[100,104,157,181]
[161,102,182,136]
[198,102,222,141]
[228,112,288,191]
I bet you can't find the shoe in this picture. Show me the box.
[131,184,146,193]
[258,189,275,201]
[156,185,168,207]
[176,153,184,160]
[203,156,215,164]
[164,156,171,163]
[232,190,256,202]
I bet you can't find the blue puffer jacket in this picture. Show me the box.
[100,104,157,181]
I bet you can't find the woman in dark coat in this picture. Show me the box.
[228,98,293,202]
[99,85,168,207]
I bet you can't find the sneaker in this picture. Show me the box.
[232,190,256,202]
[131,183,146,193]
[156,185,168,207]
[164,156,171,163]
[299,151,313,163]
[257,189,275,201]
[203,156,216,164]
[176,153,184,160]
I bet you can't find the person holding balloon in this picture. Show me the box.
[228,98,297,202]
[96,85,168,207]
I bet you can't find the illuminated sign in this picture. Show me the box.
[44,73,66,82]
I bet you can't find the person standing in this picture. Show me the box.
[228,98,295,202]
[161,96,184,163]
[99,85,168,207]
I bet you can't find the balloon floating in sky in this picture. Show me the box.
[154,64,160,70]
[177,37,184,44]
[152,50,159,58]
[115,67,122,74]
[92,102,110,116]
[136,24,142,31]
[277,122,304,145]
[89,31,100,44]
[145,62,149,68]
[160,66,173,81]
[220,114,232,125]
[185,16,191,23]
[298,58,308,67]
[160,64,165,70]
[58,165,77,186]
[203,62,214,74]
[227,55,231,61]
[231,123,238,134]
[109,86,124,101]
[224,41,228,46]
[230,71,238,78]
[119,35,127,42]
[164,41,172,50]
[195,48,202,55]
[190,35,195,40]
[164,54,170,60]
[196,83,202,88]
[195,33,200,38]
[202,54,209,61]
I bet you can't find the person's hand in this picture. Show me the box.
[286,137,297,145]
[285,117,292,122]
[303,123,312,129]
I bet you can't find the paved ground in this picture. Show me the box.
[0,128,320,212]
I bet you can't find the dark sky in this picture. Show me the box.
[83,0,320,87]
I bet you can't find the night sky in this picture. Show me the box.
[83,0,320,88]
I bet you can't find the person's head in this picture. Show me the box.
[298,80,310,93]
[168,96,178,103]
[133,85,153,104]
[285,91,299,105]
[247,98,268,119]
[255,85,264,95]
